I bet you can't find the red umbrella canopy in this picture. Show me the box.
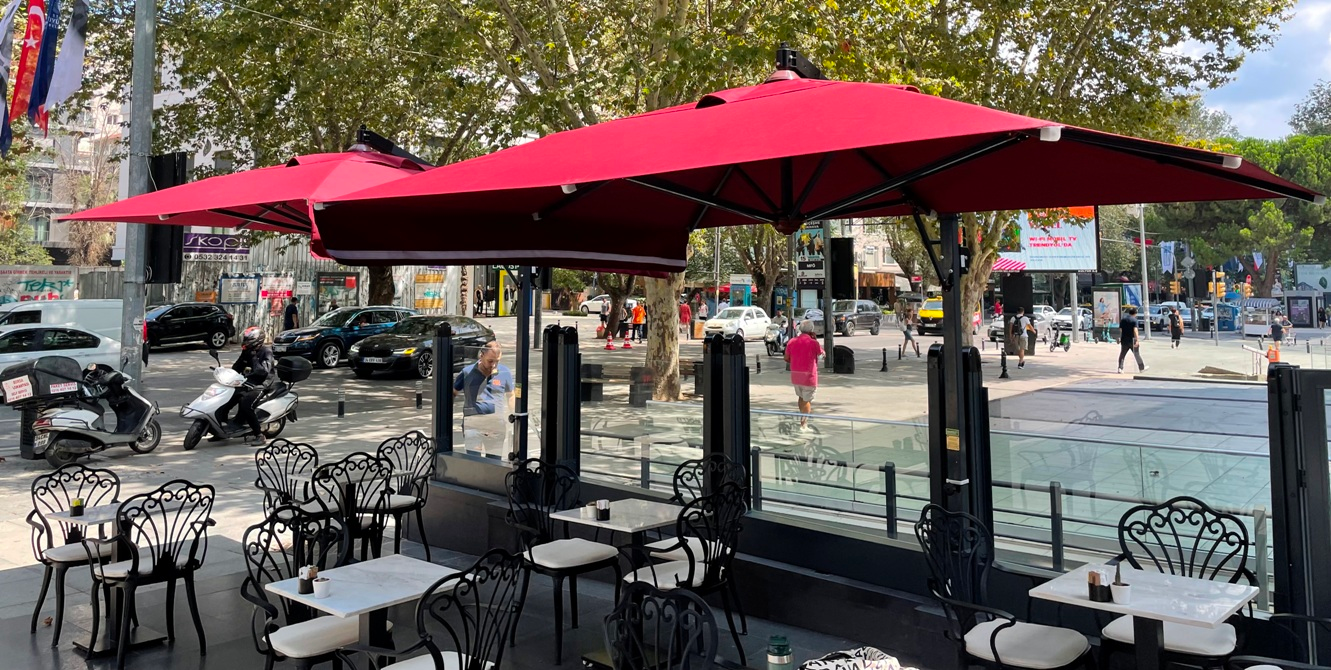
[313,74,1321,272]
[63,150,429,236]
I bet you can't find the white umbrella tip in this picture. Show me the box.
[1222,155,1242,169]
[158,214,171,221]
[313,201,329,211]
[1039,126,1063,142]
[561,184,578,194]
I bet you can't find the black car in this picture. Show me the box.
[830,299,883,336]
[274,305,416,368]
[145,303,236,350]
[347,315,496,379]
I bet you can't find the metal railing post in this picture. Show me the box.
[750,446,763,511]
[639,438,651,490]
[1254,505,1270,610]
[1050,481,1065,572]
[884,462,897,539]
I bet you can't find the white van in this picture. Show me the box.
[0,299,123,340]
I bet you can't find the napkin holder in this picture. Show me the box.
[1087,570,1112,603]
[596,500,610,521]
[298,566,318,595]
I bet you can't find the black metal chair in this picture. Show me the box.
[1101,495,1256,668]
[624,482,748,666]
[27,463,120,647]
[83,479,217,670]
[1227,613,1331,670]
[666,455,748,505]
[376,431,437,560]
[505,458,623,664]
[914,504,1092,670]
[240,505,355,669]
[254,439,319,516]
[312,452,394,561]
[340,548,525,670]
[605,582,719,670]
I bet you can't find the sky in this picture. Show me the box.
[1205,0,1331,138]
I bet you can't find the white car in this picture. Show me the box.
[703,306,771,341]
[0,324,121,376]
[578,294,639,315]
[1051,307,1092,331]
[987,313,1053,343]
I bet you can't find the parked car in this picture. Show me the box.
[917,299,982,335]
[987,312,1053,343]
[1156,301,1194,326]
[274,305,417,368]
[1051,307,1092,332]
[703,306,771,341]
[0,324,120,375]
[0,299,123,340]
[830,300,883,336]
[578,294,639,315]
[145,302,236,349]
[349,315,496,379]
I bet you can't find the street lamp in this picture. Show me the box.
[1137,204,1151,340]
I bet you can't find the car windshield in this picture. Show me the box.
[832,300,857,312]
[923,300,942,310]
[716,308,747,319]
[312,308,357,327]
[390,317,446,336]
[146,305,172,318]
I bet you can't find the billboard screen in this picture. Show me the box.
[994,207,1099,273]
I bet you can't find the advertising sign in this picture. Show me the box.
[260,276,295,300]
[219,275,260,304]
[414,270,446,310]
[317,272,359,314]
[1123,284,1143,310]
[0,266,77,305]
[296,281,314,296]
[795,224,825,289]
[195,290,217,303]
[995,207,1100,272]
[182,232,250,261]
[1093,290,1120,329]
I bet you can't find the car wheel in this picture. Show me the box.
[735,329,745,341]
[843,322,855,337]
[183,419,208,451]
[353,367,373,379]
[317,341,342,368]
[870,321,880,336]
[918,327,926,336]
[130,419,161,454]
[415,351,434,379]
[581,305,590,316]
[208,330,228,348]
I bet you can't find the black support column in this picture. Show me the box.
[718,334,751,479]
[514,266,532,460]
[539,325,581,471]
[431,322,454,454]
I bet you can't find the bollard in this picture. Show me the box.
[999,349,1010,379]
[415,380,423,409]
[881,348,888,372]
[756,358,761,375]
[337,386,346,418]
[897,344,903,360]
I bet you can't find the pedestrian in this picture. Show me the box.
[783,320,824,429]
[328,297,339,312]
[994,299,1003,318]
[619,303,631,338]
[474,287,483,316]
[678,300,693,340]
[599,296,609,327]
[1319,307,1327,329]
[697,299,709,321]
[719,297,730,312]
[1272,311,1290,350]
[1117,306,1147,373]
[283,296,300,331]
[453,341,515,458]
[1011,307,1032,369]
[1168,306,1183,348]
[901,309,921,357]
[632,301,647,342]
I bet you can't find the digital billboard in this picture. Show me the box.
[993,206,1099,273]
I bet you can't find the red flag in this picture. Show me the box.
[10,0,47,123]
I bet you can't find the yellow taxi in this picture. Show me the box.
[915,298,981,335]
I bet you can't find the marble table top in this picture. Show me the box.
[266,553,458,618]
[584,423,672,440]
[1029,563,1258,628]
[288,469,416,484]
[551,498,680,536]
[46,504,122,527]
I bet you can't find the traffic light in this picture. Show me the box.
[1215,271,1226,280]
[1207,282,1216,295]
[1170,281,1182,294]
[1242,283,1253,298]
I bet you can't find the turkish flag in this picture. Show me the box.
[10,0,47,122]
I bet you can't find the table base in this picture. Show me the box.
[1133,615,1165,670]
[73,624,167,657]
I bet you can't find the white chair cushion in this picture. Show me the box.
[383,652,492,670]
[96,546,192,579]
[623,560,708,591]
[276,500,332,518]
[525,538,618,570]
[387,494,422,510]
[1102,615,1236,656]
[645,537,709,563]
[1243,666,1284,670]
[964,620,1089,669]
[269,616,393,659]
[44,542,112,563]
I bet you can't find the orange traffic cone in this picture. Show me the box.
[605,335,616,350]
[622,334,633,349]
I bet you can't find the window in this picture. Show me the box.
[212,151,234,174]
[0,310,40,326]
[0,329,40,354]
[370,310,399,325]
[42,329,101,351]
[26,169,53,201]
[168,306,199,319]
[863,245,878,270]
[27,213,50,244]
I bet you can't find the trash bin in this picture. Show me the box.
[629,366,654,407]
[832,345,855,374]
[693,319,706,339]
[693,361,705,396]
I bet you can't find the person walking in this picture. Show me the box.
[901,309,921,357]
[697,299,709,321]
[631,301,647,342]
[453,341,515,458]
[1272,311,1290,350]
[283,296,300,332]
[599,296,610,328]
[1011,307,1033,369]
[678,300,693,340]
[783,320,824,429]
[1168,306,1184,348]
[1118,306,1147,373]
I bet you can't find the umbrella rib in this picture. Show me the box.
[733,167,779,213]
[830,198,911,217]
[625,176,776,224]
[854,149,928,211]
[689,166,736,231]
[791,153,834,218]
[807,134,1028,220]
[209,208,311,234]
[532,181,608,221]
[910,211,946,286]
[256,203,312,229]
[1059,128,1235,168]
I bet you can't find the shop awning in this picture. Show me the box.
[1241,298,1282,310]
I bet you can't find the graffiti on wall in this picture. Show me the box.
[0,266,78,304]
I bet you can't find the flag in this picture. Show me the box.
[26,0,58,130]
[0,0,27,156]
[1253,252,1264,270]
[1160,241,1175,274]
[9,0,47,123]
[41,0,83,121]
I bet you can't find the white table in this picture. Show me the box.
[266,553,457,649]
[550,498,680,545]
[46,503,122,529]
[1029,563,1258,670]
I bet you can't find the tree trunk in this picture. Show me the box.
[367,266,395,305]
[644,273,685,400]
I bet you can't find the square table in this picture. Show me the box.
[1029,563,1258,670]
[550,498,680,546]
[266,553,457,649]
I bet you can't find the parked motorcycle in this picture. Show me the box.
[180,349,310,450]
[33,363,161,468]
[764,322,791,356]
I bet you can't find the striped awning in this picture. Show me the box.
[992,257,1028,272]
[1241,298,1282,310]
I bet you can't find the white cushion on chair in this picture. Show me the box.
[44,542,112,563]
[525,538,617,570]
[383,652,492,670]
[387,494,422,510]
[964,620,1090,669]
[1101,615,1236,656]
[1242,666,1285,670]
[644,537,709,563]
[269,616,394,659]
[623,560,708,591]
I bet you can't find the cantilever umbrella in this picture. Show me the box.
[312,72,1321,272]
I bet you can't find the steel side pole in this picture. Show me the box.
[514,266,532,460]
[431,322,454,454]
[539,324,560,465]
[558,326,581,473]
[822,220,835,370]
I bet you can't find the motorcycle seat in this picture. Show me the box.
[265,383,291,401]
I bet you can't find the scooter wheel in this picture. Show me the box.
[183,419,208,451]
[130,419,162,454]
[262,417,287,439]
[44,446,79,468]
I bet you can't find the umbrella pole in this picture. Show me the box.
[514,266,532,461]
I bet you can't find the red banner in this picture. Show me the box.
[9,0,46,122]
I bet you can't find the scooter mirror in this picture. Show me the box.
[209,348,220,363]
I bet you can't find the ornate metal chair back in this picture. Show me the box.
[1117,495,1251,582]
[30,464,120,557]
[675,482,747,588]
[915,504,994,629]
[118,479,216,577]
[505,458,580,546]
[670,455,747,505]
[254,439,318,513]
[605,582,718,670]
[311,452,394,519]
[376,430,435,497]
[414,549,526,670]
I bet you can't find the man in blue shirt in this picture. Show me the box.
[453,341,514,457]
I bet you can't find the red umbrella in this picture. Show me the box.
[312,74,1320,271]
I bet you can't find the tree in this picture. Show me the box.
[723,224,788,312]
[1175,97,1240,144]
[0,127,51,265]
[1292,80,1331,136]
[56,109,121,266]
[875,218,936,294]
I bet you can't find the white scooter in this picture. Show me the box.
[32,362,162,468]
[180,349,309,450]
[764,322,790,356]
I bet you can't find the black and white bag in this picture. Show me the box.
[799,647,916,670]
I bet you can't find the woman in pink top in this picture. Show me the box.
[783,320,824,428]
